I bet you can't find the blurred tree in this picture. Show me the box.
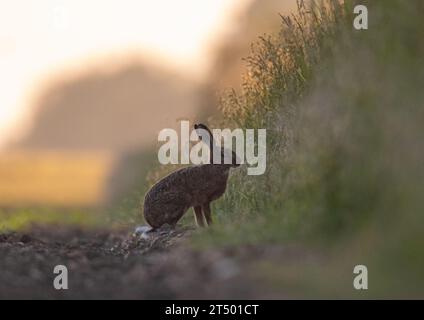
[13,61,202,152]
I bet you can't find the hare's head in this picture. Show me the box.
[194,123,212,136]
[194,123,240,168]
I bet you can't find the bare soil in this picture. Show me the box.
[0,225,318,299]
[0,227,322,299]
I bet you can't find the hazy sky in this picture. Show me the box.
[0,0,254,149]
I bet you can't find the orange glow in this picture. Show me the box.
[0,151,114,206]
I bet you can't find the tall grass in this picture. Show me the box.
[199,0,424,256]
[191,0,424,296]
[206,0,353,243]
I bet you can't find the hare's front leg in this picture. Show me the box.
[193,206,205,227]
[202,202,212,226]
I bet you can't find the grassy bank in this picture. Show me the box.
[190,0,424,296]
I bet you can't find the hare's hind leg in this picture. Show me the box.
[202,202,212,226]
[193,206,205,227]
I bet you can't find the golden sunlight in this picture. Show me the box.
[0,0,255,149]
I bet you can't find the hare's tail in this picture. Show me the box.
[134,225,155,239]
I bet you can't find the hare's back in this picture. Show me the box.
[145,167,196,201]
[145,165,228,204]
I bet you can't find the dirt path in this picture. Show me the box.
[0,226,302,299]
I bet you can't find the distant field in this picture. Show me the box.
[0,152,115,207]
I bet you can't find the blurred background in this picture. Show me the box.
[0,0,295,217]
[1,0,423,299]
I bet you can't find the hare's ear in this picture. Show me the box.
[194,123,209,131]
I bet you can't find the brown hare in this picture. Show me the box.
[142,123,239,231]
